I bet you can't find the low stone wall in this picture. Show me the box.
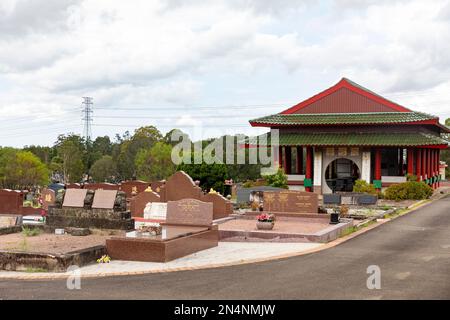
[47,207,134,230]
[0,226,21,236]
[0,245,106,272]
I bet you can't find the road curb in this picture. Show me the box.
[0,194,446,281]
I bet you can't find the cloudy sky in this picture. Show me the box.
[1,0,450,147]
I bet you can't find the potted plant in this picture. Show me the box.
[330,206,340,224]
[256,213,275,230]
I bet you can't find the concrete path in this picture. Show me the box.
[0,242,323,279]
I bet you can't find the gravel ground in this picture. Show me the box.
[0,232,119,254]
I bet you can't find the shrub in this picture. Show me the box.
[384,181,433,200]
[353,180,377,194]
[406,174,418,182]
[264,168,288,189]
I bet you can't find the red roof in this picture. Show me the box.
[281,78,412,114]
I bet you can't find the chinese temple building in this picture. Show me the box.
[248,78,450,194]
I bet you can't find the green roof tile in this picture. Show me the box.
[249,112,437,126]
[244,132,448,147]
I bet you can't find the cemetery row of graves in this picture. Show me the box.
[0,169,351,272]
[0,168,442,273]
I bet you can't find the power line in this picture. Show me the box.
[82,97,93,143]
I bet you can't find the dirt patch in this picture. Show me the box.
[0,232,124,255]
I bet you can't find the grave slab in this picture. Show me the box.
[92,190,118,209]
[62,189,87,208]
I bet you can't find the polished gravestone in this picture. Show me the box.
[41,188,56,211]
[106,198,218,262]
[263,190,318,214]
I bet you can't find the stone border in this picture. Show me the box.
[219,218,353,243]
[0,245,106,272]
[0,194,445,280]
[0,226,21,236]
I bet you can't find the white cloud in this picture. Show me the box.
[1,0,450,147]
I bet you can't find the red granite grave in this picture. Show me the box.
[159,171,232,220]
[201,193,233,220]
[129,190,161,218]
[106,198,218,262]
[159,171,203,202]
[120,180,150,198]
[41,188,55,211]
[0,190,26,215]
[263,190,319,214]
[83,183,120,191]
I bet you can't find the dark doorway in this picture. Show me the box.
[325,158,360,192]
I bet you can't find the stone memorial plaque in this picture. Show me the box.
[92,189,118,209]
[62,189,88,208]
[166,198,213,226]
[263,190,318,213]
[357,195,378,205]
[143,202,167,220]
[41,188,55,211]
[323,194,341,205]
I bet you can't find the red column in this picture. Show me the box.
[305,147,313,192]
[278,146,283,171]
[422,149,427,181]
[296,146,303,174]
[433,149,438,189]
[437,149,441,187]
[375,148,382,191]
[427,149,431,185]
[407,148,414,176]
[284,146,292,174]
[416,148,422,181]
[399,148,404,176]
[430,149,436,189]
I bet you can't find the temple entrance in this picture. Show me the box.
[325,158,360,192]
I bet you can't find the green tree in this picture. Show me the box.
[177,158,229,193]
[0,150,49,188]
[135,142,175,181]
[53,134,86,183]
[23,145,55,165]
[115,126,163,180]
[89,155,117,182]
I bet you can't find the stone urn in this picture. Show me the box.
[256,221,274,230]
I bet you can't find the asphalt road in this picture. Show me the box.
[1,196,449,300]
